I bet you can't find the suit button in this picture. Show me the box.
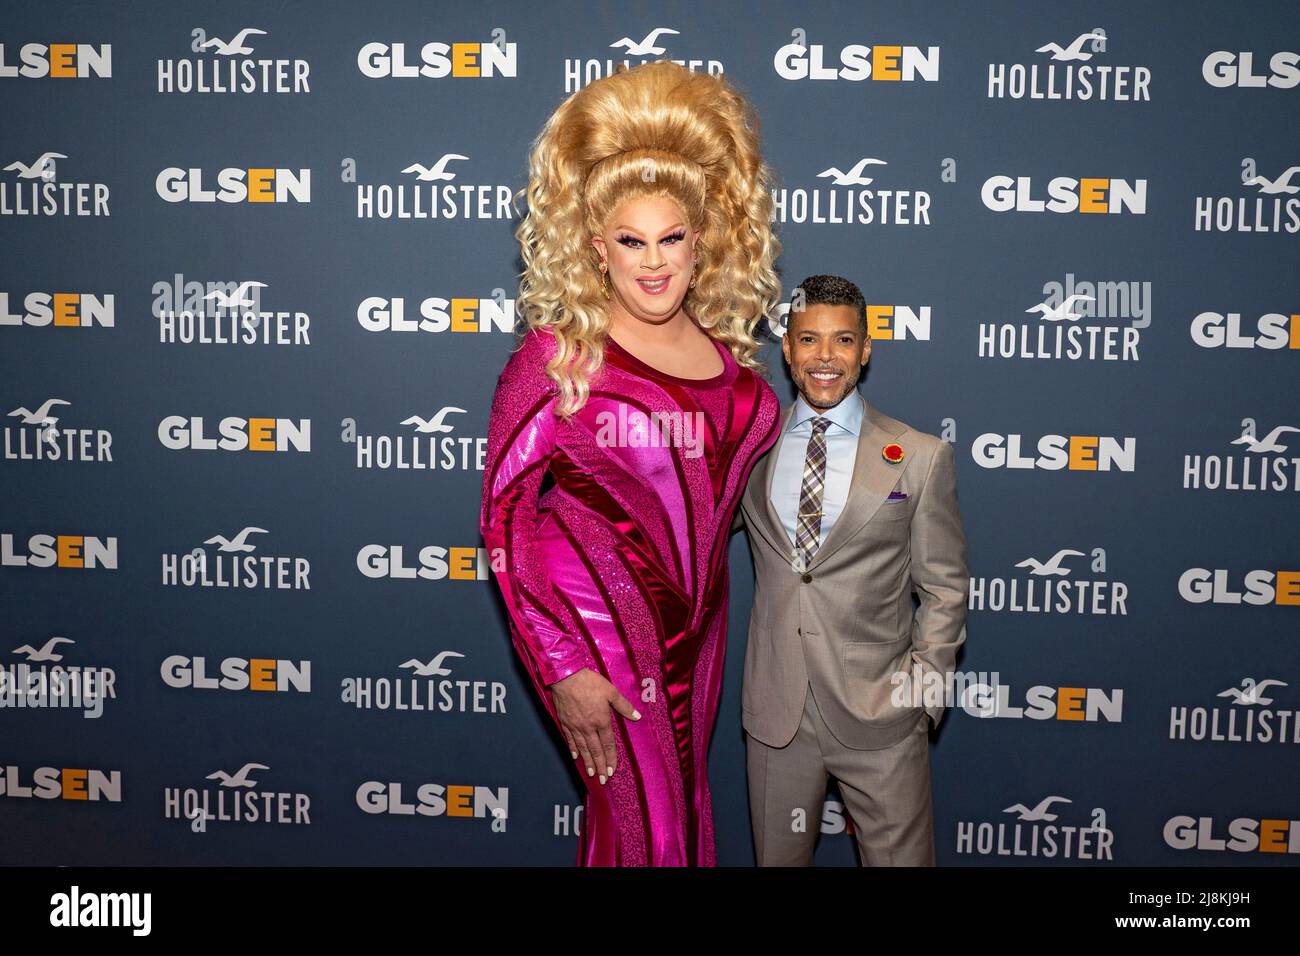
[801,573,812,583]
[796,627,802,636]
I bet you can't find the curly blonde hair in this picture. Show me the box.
[512,61,782,417]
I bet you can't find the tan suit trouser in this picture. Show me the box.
[746,683,935,866]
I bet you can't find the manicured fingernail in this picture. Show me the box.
[631,709,641,719]
[586,766,594,776]
[570,751,578,759]
[599,774,606,785]
[606,766,614,776]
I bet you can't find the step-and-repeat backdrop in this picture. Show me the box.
[3,1,1297,866]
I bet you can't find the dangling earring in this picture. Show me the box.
[599,261,610,299]
[688,264,697,290]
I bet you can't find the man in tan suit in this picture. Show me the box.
[734,274,968,866]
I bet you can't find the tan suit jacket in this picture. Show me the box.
[736,397,968,750]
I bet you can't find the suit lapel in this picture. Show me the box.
[807,399,910,570]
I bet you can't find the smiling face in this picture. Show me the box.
[782,303,871,410]
[591,195,699,327]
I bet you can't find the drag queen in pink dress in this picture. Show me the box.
[481,62,783,865]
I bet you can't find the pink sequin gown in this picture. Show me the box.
[480,326,780,866]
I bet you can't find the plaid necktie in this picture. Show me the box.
[793,417,833,570]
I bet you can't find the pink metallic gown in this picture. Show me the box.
[481,326,779,866]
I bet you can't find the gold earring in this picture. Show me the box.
[688,265,697,290]
[599,262,610,299]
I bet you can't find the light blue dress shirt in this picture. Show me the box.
[770,391,864,548]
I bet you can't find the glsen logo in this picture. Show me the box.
[0,765,122,800]
[1202,50,1300,88]
[154,275,311,346]
[972,433,1136,471]
[162,528,311,590]
[1164,815,1300,853]
[957,795,1114,860]
[1182,418,1300,492]
[164,762,311,825]
[767,299,931,341]
[2,636,116,719]
[773,35,939,81]
[565,28,723,92]
[341,650,507,714]
[969,547,1129,616]
[158,415,310,452]
[354,154,515,220]
[356,780,508,822]
[1,290,114,328]
[772,157,932,226]
[1,151,110,217]
[1178,568,1300,606]
[161,656,311,693]
[357,38,518,78]
[155,167,310,203]
[978,275,1146,362]
[1194,160,1300,233]
[356,545,504,580]
[49,885,150,936]
[1169,677,1298,743]
[982,175,1147,214]
[959,683,1123,721]
[344,409,485,471]
[357,294,516,334]
[0,43,112,77]
[1,533,117,569]
[5,398,113,462]
[1191,310,1298,349]
[988,29,1150,101]
[157,28,310,93]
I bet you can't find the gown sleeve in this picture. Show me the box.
[480,329,598,688]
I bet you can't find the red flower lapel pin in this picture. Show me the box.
[882,442,905,464]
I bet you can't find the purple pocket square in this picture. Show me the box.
[887,491,908,501]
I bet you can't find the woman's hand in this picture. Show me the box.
[549,668,641,784]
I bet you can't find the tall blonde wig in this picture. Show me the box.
[512,61,782,417]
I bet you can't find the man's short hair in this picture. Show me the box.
[789,274,867,337]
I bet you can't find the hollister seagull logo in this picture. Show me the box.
[970,546,1128,615]
[1,151,110,217]
[957,793,1114,860]
[203,280,265,309]
[988,29,1151,102]
[163,528,311,590]
[342,649,507,714]
[1169,677,1298,744]
[5,151,64,180]
[1219,677,1287,706]
[3,635,117,719]
[772,156,932,226]
[346,408,485,471]
[199,28,264,56]
[14,636,74,662]
[401,651,465,677]
[207,762,267,787]
[1038,32,1107,61]
[157,28,311,94]
[1195,159,1300,233]
[817,158,886,186]
[5,398,113,462]
[1182,418,1300,492]
[611,28,679,57]
[402,154,467,182]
